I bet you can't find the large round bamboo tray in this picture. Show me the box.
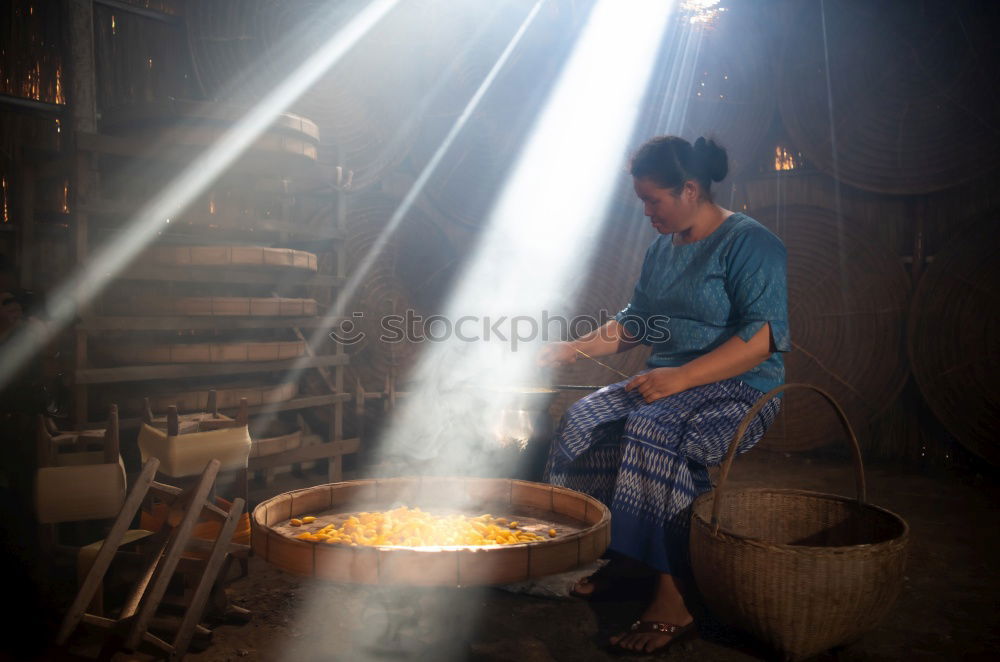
[147,245,318,271]
[110,296,318,317]
[252,478,611,587]
[908,214,1000,466]
[751,205,910,452]
[777,1,999,194]
[691,384,909,661]
[104,340,306,365]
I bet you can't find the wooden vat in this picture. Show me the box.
[103,340,307,365]
[146,245,318,271]
[100,100,320,168]
[252,478,611,586]
[108,296,318,317]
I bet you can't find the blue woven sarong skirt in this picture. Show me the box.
[544,377,780,574]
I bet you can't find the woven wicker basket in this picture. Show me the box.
[690,384,909,661]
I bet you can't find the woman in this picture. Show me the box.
[538,135,789,654]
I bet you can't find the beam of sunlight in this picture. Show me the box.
[380,0,678,469]
[243,2,546,433]
[331,1,544,322]
[0,0,398,391]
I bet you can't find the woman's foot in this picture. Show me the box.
[570,561,617,599]
[609,573,695,654]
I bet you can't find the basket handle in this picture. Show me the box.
[710,382,867,535]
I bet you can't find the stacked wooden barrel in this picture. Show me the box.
[73,99,356,480]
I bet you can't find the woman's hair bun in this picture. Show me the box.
[693,136,728,183]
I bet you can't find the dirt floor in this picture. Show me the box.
[167,451,1000,662]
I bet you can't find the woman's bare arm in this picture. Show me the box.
[626,323,773,401]
[538,320,640,367]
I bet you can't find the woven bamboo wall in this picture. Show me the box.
[2,0,997,467]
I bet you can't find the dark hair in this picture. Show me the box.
[629,135,728,200]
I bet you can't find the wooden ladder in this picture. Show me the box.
[56,458,246,660]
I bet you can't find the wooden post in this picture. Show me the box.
[62,0,98,134]
[330,150,348,483]
[71,148,91,427]
[16,162,36,290]
[64,0,97,427]
[166,406,179,437]
[103,404,119,464]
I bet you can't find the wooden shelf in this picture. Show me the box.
[223,393,350,417]
[118,264,345,287]
[76,354,349,384]
[112,393,352,430]
[248,435,361,471]
[79,315,343,331]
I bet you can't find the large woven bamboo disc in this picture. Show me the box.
[778,0,1000,194]
[642,4,775,178]
[252,478,611,586]
[752,205,910,451]
[344,193,459,391]
[909,214,1000,466]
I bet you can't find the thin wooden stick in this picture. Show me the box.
[573,348,630,379]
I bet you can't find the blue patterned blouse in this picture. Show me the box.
[614,212,790,394]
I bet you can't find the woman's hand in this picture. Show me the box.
[536,342,579,368]
[625,366,691,403]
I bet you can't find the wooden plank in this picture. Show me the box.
[64,0,97,134]
[79,613,117,629]
[233,394,351,417]
[118,264,345,287]
[76,354,349,384]
[17,163,36,289]
[78,315,341,331]
[248,436,360,471]
[126,460,221,650]
[111,394,351,431]
[148,482,230,522]
[172,498,245,656]
[55,458,160,645]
